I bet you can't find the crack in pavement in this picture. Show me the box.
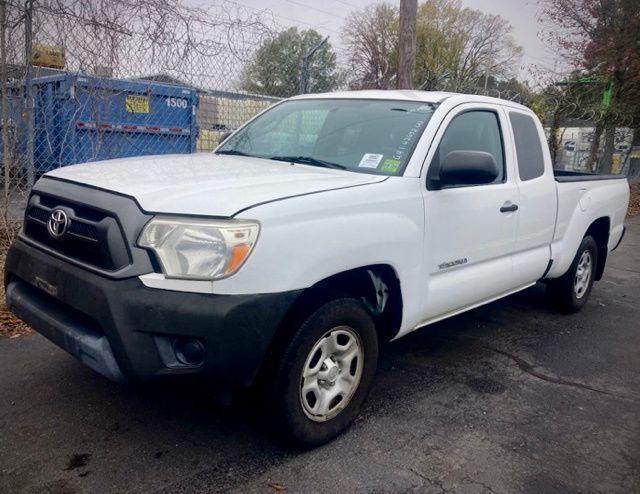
[484,345,640,403]
[408,468,450,493]
[462,477,501,494]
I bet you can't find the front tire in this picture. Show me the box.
[266,298,379,447]
[547,235,598,313]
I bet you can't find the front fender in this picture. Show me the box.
[215,178,424,296]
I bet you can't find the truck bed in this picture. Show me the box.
[548,172,629,279]
[554,169,626,182]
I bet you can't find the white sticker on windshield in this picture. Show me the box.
[358,153,384,168]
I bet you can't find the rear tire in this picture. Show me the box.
[265,298,378,447]
[547,235,598,313]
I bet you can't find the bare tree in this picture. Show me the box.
[342,0,522,92]
[31,0,275,86]
[540,0,640,173]
[342,3,398,89]
[415,1,522,91]
[451,9,522,90]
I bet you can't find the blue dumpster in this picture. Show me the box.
[25,73,198,172]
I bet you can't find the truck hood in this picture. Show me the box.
[45,154,386,217]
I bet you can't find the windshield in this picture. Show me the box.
[216,98,437,176]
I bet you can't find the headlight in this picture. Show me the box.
[138,217,259,280]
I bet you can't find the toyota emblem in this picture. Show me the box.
[47,208,70,238]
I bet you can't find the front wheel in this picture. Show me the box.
[547,235,598,312]
[265,298,379,447]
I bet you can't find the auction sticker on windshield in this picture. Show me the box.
[380,159,401,173]
[358,153,384,168]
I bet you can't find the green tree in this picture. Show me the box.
[240,27,341,98]
[414,0,465,90]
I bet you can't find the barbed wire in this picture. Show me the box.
[1,0,636,245]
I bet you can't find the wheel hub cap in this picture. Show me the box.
[318,358,340,385]
[574,250,592,299]
[299,326,364,422]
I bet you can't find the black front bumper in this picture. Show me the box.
[5,239,300,386]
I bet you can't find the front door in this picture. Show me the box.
[419,104,520,324]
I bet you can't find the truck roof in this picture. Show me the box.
[290,89,531,112]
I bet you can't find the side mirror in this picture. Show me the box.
[436,150,499,188]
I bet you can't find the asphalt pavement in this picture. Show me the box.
[1,218,639,493]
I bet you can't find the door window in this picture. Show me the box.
[429,110,505,186]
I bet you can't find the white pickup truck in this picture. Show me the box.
[5,91,629,446]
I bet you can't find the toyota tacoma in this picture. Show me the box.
[5,91,630,446]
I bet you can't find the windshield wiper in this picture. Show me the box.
[216,149,254,157]
[270,155,346,170]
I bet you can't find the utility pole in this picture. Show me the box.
[396,0,417,89]
[24,0,34,189]
[298,36,329,95]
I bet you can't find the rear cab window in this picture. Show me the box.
[509,112,545,181]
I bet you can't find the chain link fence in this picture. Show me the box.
[0,0,287,244]
[1,1,637,248]
[536,85,638,178]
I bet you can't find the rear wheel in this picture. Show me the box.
[265,298,378,447]
[548,235,598,312]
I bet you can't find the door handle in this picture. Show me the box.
[500,202,518,213]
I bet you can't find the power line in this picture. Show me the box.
[225,0,343,37]
[284,0,345,21]
[327,0,361,10]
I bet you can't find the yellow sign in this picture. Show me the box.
[32,44,65,69]
[125,95,150,114]
[612,153,621,174]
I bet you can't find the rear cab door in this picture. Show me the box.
[505,108,558,285]
[418,102,521,324]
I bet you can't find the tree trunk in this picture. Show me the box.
[548,109,561,168]
[627,127,640,179]
[586,123,603,172]
[598,125,616,174]
[396,0,417,89]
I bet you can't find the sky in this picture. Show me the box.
[220,0,565,83]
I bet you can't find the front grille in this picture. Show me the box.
[27,205,51,223]
[24,193,131,271]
